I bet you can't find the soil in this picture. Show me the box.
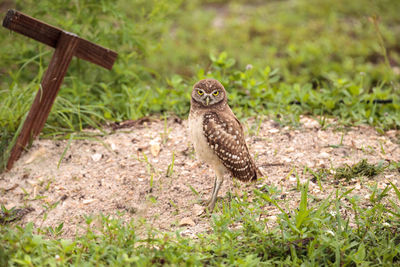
[1,116,399,239]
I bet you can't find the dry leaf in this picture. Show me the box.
[25,147,47,164]
[179,217,195,227]
[83,199,97,205]
[33,185,38,198]
[150,142,161,157]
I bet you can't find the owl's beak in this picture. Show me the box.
[205,96,210,106]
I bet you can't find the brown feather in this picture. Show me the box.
[202,112,259,181]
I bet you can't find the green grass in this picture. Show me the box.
[1,0,400,169]
[334,159,387,181]
[1,0,400,264]
[1,180,400,265]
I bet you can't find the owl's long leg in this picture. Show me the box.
[209,176,217,200]
[206,170,224,211]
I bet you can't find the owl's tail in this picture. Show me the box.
[248,160,263,182]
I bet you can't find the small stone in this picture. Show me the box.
[268,215,277,221]
[318,160,326,168]
[180,229,195,237]
[286,147,295,153]
[294,152,304,158]
[319,152,330,159]
[179,217,195,227]
[91,153,102,162]
[193,204,204,216]
[308,181,317,188]
[306,161,315,168]
[268,129,279,134]
[302,118,319,129]
[283,157,292,163]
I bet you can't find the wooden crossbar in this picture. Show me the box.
[3,9,117,69]
[2,9,118,170]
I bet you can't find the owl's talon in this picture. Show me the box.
[205,202,216,212]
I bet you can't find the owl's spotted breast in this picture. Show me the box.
[188,111,228,174]
[203,112,258,181]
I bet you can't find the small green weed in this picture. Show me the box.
[166,152,175,177]
[1,173,400,265]
[388,161,400,173]
[0,205,33,225]
[334,159,386,180]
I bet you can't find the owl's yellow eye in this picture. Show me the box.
[212,91,219,96]
[197,90,204,96]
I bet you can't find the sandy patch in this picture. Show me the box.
[1,116,399,238]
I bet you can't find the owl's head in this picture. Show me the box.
[191,79,227,108]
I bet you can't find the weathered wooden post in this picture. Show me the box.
[2,9,118,170]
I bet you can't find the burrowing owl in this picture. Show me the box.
[188,78,262,211]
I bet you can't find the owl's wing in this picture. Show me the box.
[203,112,258,181]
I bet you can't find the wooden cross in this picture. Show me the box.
[2,9,118,170]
